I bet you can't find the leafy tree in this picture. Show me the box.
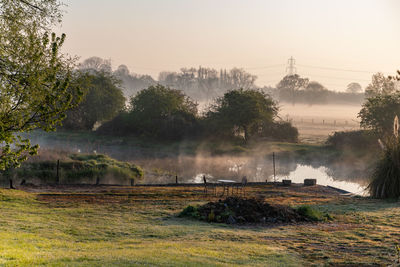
[206,89,278,141]
[358,92,400,136]
[346,82,363,93]
[304,81,328,104]
[365,72,396,97]
[276,74,309,104]
[158,67,257,101]
[79,56,112,73]
[126,85,198,140]
[113,64,156,98]
[62,71,125,130]
[0,0,81,170]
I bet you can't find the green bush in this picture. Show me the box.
[296,206,332,222]
[327,130,379,151]
[1,153,143,185]
[179,205,200,219]
[369,141,400,198]
[368,116,400,199]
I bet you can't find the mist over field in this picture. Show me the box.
[2,1,400,266]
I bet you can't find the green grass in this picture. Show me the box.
[0,187,400,266]
[0,189,300,266]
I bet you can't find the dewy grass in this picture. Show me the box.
[0,186,400,266]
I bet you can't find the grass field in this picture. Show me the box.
[0,185,399,266]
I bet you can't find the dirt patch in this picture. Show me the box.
[180,197,331,224]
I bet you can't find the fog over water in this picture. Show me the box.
[21,102,371,194]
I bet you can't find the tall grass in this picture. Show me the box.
[369,116,400,198]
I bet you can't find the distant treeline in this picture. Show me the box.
[61,68,299,143]
[79,57,366,105]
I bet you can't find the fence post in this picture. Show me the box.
[273,152,276,183]
[56,159,60,184]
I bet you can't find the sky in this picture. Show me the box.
[57,0,400,91]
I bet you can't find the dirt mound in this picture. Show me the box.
[180,197,330,224]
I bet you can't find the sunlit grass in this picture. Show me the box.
[0,187,399,266]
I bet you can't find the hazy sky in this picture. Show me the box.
[58,0,400,91]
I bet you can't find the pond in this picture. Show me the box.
[136,155,370,195]
[270,164,367,195]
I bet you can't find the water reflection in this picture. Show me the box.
[137,154,370,194]
[272,164,367,194]
[26,133,371,194]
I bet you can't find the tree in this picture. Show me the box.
[157,67,257,101]
[62,71,125,131]
[206,89,278,141]
[304,81,328,104]
[128,85,198,140]
[113,64,156,98]
[358,92,400,136]
[346,82,363,93]
[79,56,112,73]
[0,0,81,170]
[365,72,396,97]
[276,74,309,104]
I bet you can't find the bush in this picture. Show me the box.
[1,153,143,186]
[368,140,400,198]
[296,206,332,222]
[257,121,299,142]
[326,130,379,151]
[369,116,400,198]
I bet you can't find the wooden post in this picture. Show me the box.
[56,159,60,184]
[176,175,178,184]
[9,179,14,189]
[273,152,276,183]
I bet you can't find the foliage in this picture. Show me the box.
[178,205,200,219]
[206,88,278,141]
[365,72,397,97]
[326,130,379,151]
[130,85,198,140]
[358,92,400,135]
[62,71,125,130]
[296,206,332,222]
[276,74,309,104]
[158,67,257,101]
[303,81,328,104]
[346,82,363,93]
[114,64,157,98]
[98,85,198,140]
[3,153,143,185]
[79,56,112,73]
[368,116,400,198]
[255,121,299,142]
[0,0,81,170]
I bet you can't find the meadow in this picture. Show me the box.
[0,184,399,266]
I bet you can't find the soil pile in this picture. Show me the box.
[180,197,329,224]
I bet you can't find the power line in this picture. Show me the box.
[298,73,371,82]
[297,64,381,74]
[243,64,285,70]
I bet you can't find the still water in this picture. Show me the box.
[271,164,367,195]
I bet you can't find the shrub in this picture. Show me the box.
[179,205,200,219]
[326,130,379,151]
[1,153,143,186]
[296,206,331,222]
[257,121,299,142]
[369,116,400,198]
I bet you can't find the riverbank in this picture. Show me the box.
[0,185,399,266]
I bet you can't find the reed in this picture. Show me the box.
[368,116,400,198]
